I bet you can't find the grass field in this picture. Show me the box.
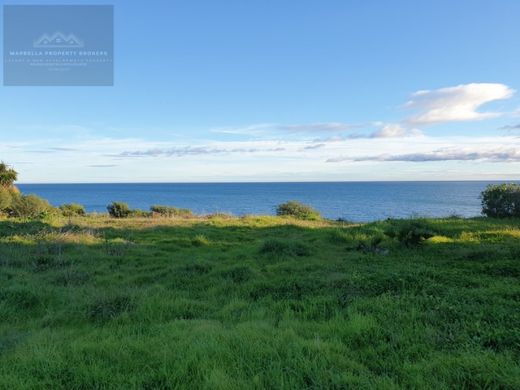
[1,214,519,389]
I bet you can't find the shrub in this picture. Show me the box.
[0,187,14,212]
[386,220,435,247]
[129,209,152,218]
[481,183,520,218]
[276,201,321,220]
[59,203,86,217]
[107,202,131,218]
[151,205,193,217]
[9,194,51,218]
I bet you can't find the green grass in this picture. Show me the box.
[0,214,519,388]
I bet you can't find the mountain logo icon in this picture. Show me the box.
[34,32,84,48]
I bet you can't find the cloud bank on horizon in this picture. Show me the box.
[2,81,520,183]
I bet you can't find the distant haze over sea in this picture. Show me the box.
[17,181,518,222]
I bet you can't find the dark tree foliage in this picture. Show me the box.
[481,183,520,218]
[0,162,18,188]
[107,202,131,218]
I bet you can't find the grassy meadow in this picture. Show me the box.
[1,214,519,388]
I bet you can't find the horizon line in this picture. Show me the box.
[17,179,520,185]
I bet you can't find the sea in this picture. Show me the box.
[16,181,512,222]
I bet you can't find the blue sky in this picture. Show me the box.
[2,0,520,182]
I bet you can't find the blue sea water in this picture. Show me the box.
[16,182,511,222]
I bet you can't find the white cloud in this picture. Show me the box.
[114,145,286,158]
[405,83,515,125]
[369,123,423,138]
[310,123,423,141]
[335,148,520,163]
[5,81,520,183]
[5,134,520,182]
[325,136,520,163]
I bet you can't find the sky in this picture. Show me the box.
[1,0,520,183]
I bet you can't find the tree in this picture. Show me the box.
[481,183,520,218]
[0,162,18,188]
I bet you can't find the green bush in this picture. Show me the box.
[107,202,131,218]
[9,194,52,219]
[0,187,15,212]
[129,209,152,218]
[59,203,86,217]
[386,220,435,247]
[276,201,321,220]
[150,205,193,217]
[481,183,520,218]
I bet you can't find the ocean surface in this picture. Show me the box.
[16,182,511,222]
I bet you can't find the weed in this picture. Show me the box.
[191,234,211,246]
